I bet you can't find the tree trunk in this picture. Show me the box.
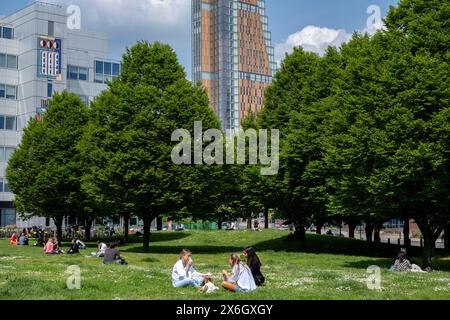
[142,214,151,253]
[247,217,252,230]
[294,223,306,250]
[122,213,130,243]
[422,235,434,270]
[53,216,64,244]
[217,218,223,230]
[416,222,443,270]
[403,219,411,248]
[264,207,269,229]
[156,216,163,231]
[84,218,92,241]
[444,224,450,251]
[348,222,357,238]
[365,223,374,246]
[374,227,381,244]
[315,222,323,235]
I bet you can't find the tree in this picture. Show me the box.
[7,92,90,241]
[256,47,342,247]
[369,0,450,268]
[82,42,220,251]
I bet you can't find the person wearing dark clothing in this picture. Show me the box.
[68,239,80,254]
[243,247,265,286]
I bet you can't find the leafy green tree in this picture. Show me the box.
[81,42,220,251]
[7,92,89,241]
[256,47,341,247]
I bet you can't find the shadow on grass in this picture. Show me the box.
[252,234,439,259]
[147,232,191,243]
[121,245,245,255]
[60,232,191,248]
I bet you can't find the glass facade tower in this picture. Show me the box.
[192,0,276,131]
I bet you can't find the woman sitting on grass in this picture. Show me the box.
[172,249,211,288]
[391,250,427,273]
[52,237,64,254]
[222,253,257,293]
[243,247,265,286]
[91,241,107,257]
[44,238,56,254]
[19,233,29,246]
[9,233,18,246]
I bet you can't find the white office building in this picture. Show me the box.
[0,2,120,228]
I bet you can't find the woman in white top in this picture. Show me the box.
[222,253,257,292]
[91,241,107,257]
[172,249,212,288]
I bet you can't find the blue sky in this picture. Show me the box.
[1,0,398,77]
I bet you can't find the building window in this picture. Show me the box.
[6,54,17,69]
[0,115,17,131]
[0,26,14,40]
[0,208,16,227]
[0,84,17,100]
[5,116,16,130]
[0,53,18,69]
[0,146,15,162]
[0,178,10,193]
[47,81,53,98]
[67,65,89,81]
[48,21,54,37]
[94,60,120,84]
[78,67,88,81]
[68,65,78,80]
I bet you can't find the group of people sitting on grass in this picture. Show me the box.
[172,247,265,293]
[9,232,29,246]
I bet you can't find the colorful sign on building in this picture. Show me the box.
[37,36,62,80]
[36,99,49,121]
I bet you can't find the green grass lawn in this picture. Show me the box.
[1,230,450,300]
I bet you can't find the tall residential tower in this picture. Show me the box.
[192,0,276,131]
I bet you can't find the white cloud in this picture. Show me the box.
[275,26,351,62]
[275,22,385,65]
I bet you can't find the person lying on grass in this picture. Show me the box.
[172,249,212,288]
[391,250,427,273]
[222,253,257,293]
[103,242,128,266]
